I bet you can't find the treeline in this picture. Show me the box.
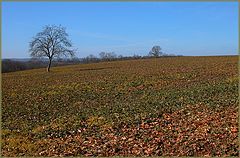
[2,59,79,73]
[81,51,182,64]
[2,51,182,73]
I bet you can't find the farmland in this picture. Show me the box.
[2,56,239,156]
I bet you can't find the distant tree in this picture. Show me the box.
[149,46,163,57]
[99,52,117,61]
[99,52,107,60]
[29,25,76,72]
[87,54,97,59]
[118,55,124,59]
[72,57,80,62]
[83,54,98,63]
[133,54,141,59]
[107,52,117,60]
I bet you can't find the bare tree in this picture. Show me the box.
[149,46,163,57]
[99,52,107,60]
[83,54,98,63]
[29,25,76,72]
[99,52,117,61]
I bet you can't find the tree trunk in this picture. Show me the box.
[47,58,52,72]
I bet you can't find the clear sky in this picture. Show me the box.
[2,2,238,58]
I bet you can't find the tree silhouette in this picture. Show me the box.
[29,25,76,72]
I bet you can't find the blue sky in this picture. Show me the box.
[2,2,238,58]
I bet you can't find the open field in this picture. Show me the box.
[2,56,239,156]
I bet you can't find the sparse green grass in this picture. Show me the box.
[2,56,238,156]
